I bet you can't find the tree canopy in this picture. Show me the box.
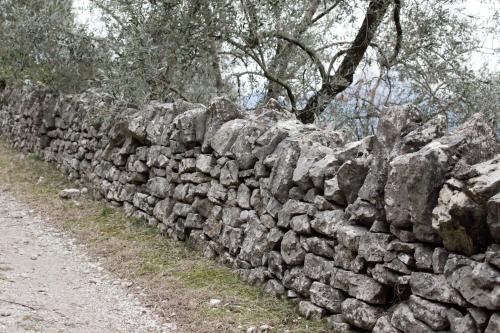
[0,0,498,135]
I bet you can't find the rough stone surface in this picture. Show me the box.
[1,83,498,330]
[298,301,325,321]
[408,295,450,330]
[391,302,434,333]
[281,230,306,265]
[331,269,388,304]
[341,298,383,330]
[309,282,345,313]
[409,272,468,306]
[372,316,399,333]
[485,313,500,333]
[444,254,500,310]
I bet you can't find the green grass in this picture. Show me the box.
[27,153,41,161]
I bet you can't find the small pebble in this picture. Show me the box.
[246,326,257,333]
[121,281,133,288]
[209,299,222,306]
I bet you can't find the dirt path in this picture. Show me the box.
[0,189,175,333]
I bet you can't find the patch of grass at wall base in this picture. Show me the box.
[0,139,329,333]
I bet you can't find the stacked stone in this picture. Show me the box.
[1,82,499,333]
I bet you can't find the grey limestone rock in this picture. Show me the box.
[485,312,500,333]
[309,281,346,313]
[300,236,335,258]
[448,311,480,333]
[358,232,393,262]
[152,198,174,221]
[280,230,305,265]
[202,97,242,152]
[210,119,247,156]
[409,272,468,306]
[268,139,301,203]
[303,253,335,283]
[239,221,281,267]
[207,181,227,204]
[195,154,215,174]
[488,192,500,243]
[282,267,312,296]
[444,254,500,310]
[184,213,204,229]
[266,251,284,279]
[372,315,400,333]
[290,214,311,234]
[486,245,500,269]
[414,245,433,270]
[220,160,239,186]
[237,183,251,209]
[337,158,370,204]
[324,176,347,206]
[390,302,434,333]
[264,279,285,297]
[58,188,81,199]
[408,295,450,330]
[293,142,333,189]
[331,268,388,304]
[341,298,384,330]
[146,177,170,199]
[298,301,325,321]
[310,209,345,237]
[220,225,244,255]
[276,199,312,228]
[230,122,263,169]
[336,224,368,251]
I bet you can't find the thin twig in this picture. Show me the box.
[0,298,39,310]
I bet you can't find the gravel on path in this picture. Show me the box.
[0,189,175,333]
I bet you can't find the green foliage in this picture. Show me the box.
[0,0,109,92]
[0,0,498,134]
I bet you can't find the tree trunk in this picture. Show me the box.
[297,0,392,123]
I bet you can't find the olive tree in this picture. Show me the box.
[0,0,107,92]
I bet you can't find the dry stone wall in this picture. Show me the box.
[1,83,499,333]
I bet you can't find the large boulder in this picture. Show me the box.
[433,155,500,254]
[202,97,242,152]
[444,254,500,310]
[172,107,207,144]
[230,122,265,169]
[210,119,248,156]
[293,142,333,189]
[337,158,370,204]
[385,114,497,244]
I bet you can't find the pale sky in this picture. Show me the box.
[73,0,499,73]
